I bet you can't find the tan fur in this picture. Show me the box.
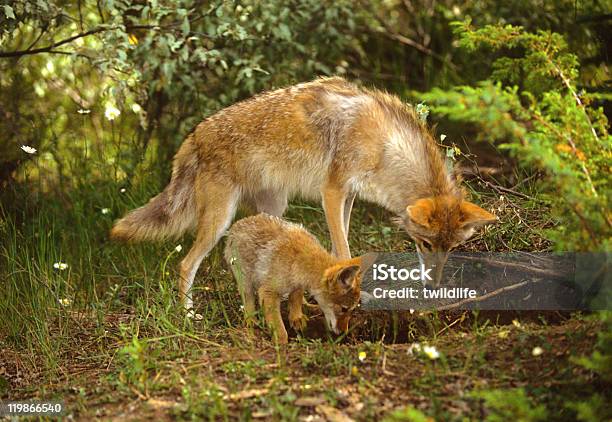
[225,214,362,344]
[111,76,496,308]
[403,195,496,287]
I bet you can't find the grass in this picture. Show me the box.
[0,167,608,420]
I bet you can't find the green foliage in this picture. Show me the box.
[471,388,548,422]
[420,21,611,251]
[118,332,150,392]
[574,311,612,383]
[566,394,611,422]
[383,406,431,422]
[0,0,363,183]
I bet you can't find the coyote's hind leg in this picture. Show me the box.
[241,280,258,327]
[179,180,240,312]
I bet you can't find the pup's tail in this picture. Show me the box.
[110,137,199,242]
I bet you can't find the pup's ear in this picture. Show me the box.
[406,198,435,228]
[336,265,361,292]
[460,201,497,229]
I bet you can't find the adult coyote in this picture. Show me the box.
[111,77,496,310]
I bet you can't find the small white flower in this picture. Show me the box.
[423,345,440,360]
[77,109,91,114]
[131,103,142,113]
[532,346,544,356]
[53,262,68,270]
[440,134,447,141]
[104,103,121,121]
[175,244,183,252]
[358,351,367,362]
[59,298,72,306]
[407,342,422,355]
[409,308,415,314]
[120,188,126,193]
[101,208,110,215]
[239,305,244,310]
[21,145,37,154]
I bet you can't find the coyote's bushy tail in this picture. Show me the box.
[110,137,199,242]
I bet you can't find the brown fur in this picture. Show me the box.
[225,214,362,344]
[110,76,495,308]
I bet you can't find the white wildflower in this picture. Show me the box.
[21,145,37,154]
[77,109,91,114]
[423,345,440,360]
[53,262,68,270]
[532,346,544,356]
[131,103,142,113]
[101,208,110,215]
[58,298,72,307]
[120,188,126,193]
[440,134,447,141]
[104,103,121,121]
[175,244,183,252]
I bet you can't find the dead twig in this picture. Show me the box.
[436,278,544,311]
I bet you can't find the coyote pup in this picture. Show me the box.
[111,77,495,310]
[224,214,362,344]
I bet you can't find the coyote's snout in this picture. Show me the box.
[111,77,496,309]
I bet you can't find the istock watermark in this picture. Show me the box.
[372,263,432,282]
[360,252,610,311]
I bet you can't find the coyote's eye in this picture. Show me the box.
[421,240,432,251]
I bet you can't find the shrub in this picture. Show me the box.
[420,20,610,251]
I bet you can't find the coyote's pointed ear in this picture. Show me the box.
[406,198,435,228]
[460,201,497,228]
[336,265,360,292]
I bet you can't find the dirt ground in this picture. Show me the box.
[2,310,604,421]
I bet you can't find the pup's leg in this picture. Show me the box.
[322,181,351,259]
[288,288,308,331]
[259,287,287,344]
[343,191,357,235]
[242,280,257,327]
[254,190,288,217]
[179,179,240,313]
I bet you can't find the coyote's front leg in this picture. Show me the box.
[288,288,308,332]
[322,182,351,259]
[259,287,288,344]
